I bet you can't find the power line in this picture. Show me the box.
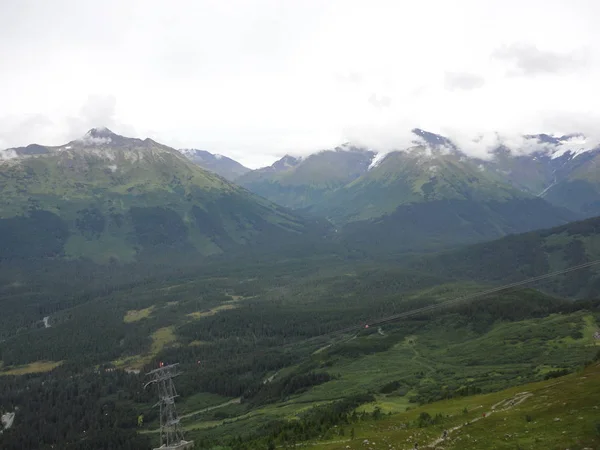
[275,258,600,350]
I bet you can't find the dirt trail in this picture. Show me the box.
[422,392,533,449]
[179,397,241,420]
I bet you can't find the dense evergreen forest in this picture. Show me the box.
[1,262,598,449]
[1,216,600,449]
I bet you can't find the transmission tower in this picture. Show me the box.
[145,363,194,450]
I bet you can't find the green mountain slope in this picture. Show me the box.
[237,146,375,209]
[0,128,326,263]
[316,145,526,223]
[543,150,600,216]
[413,215,600,297]
[340,198,577,255]
[330,143,577,254]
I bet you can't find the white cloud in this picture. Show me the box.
[0,0,599,168]
[0,149,19,161]
[444,72,485,91]
[492,43,590,76]
[79,135,113,146]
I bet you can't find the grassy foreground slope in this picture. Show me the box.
[312,361,600,450]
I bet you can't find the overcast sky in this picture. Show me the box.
[1,0,599,168]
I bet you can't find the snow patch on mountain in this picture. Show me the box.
[549,136,591,159]
[368,152,389,170]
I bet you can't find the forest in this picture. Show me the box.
[1,216,600,449]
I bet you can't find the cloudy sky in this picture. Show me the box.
[1,0,599,167]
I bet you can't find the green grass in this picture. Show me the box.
[0,360,63,375]
[311,362,600,450]
[113,326,178,369]
[123,306,156,323]
[177,305,598,446]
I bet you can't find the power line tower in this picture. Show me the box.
[145,363,194,450]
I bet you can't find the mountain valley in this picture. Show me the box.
[1,127,599,450]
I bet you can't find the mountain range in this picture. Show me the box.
[225,129,600,223]
[180,128,599,253]
[2,126,599,262]
[0,128,327,263]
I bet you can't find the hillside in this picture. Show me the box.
[543,149,600,216]
[237,146,375,209]
[309,361,600,450]
[476,134,594,195]
[179,148,250,181]
[412,215,600,297]
[340,197,576,255]
[0,128,327,263]
[317,142,537,223]
[235,130,597,229]
[330,136,578,254]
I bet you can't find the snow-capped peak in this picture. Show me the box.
[548,135,590,159]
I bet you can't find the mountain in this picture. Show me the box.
[236,129,599,223]
[340,196,576,255]
[233,129,581,254]
[178,148,250,181]
[314,133,524,223]
[0,128,328,263]
[237,146,376,209]
[307,131,577,254]
[412,214,600,297]
[542,149,600,216]
[479,134,600,215]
